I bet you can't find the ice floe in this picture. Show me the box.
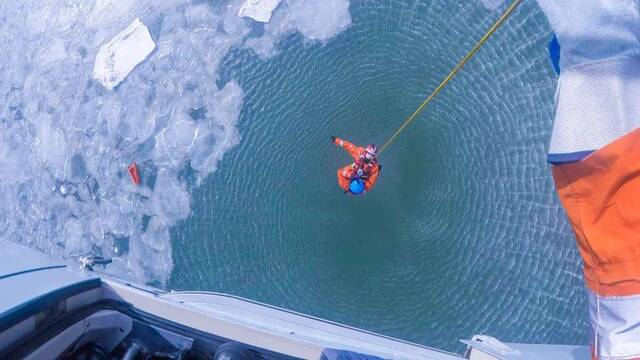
[245,0,352,58]
[478,0,505,11]
[93,19,156,90]
[0,0,352,285]
[238,0,282,23]
[288,0,351,40]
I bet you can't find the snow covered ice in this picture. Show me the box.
[93,18,156,90]
[0,0,352,285]
[238,0,283,23]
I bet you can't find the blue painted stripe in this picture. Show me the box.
[547,150,594,165]
[549,34,561,75]
[0,265,66,281]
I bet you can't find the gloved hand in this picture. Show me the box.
[330,135,336,144]
[378,164,382,172]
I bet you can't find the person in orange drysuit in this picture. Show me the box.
[330,136,381,195]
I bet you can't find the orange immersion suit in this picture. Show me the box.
[332,137,380,193]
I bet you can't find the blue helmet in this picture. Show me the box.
[349,179,365,195]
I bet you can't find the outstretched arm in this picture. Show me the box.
[331,136,360,159]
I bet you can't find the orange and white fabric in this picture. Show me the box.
[538,0,640,358]
[553,129,640,359]
[333,137,380,193]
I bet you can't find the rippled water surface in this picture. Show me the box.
[0,0,590,353]
[168,0,589,352]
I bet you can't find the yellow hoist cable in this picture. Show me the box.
[378,0,523,154]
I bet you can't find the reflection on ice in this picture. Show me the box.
[0,0,352,284]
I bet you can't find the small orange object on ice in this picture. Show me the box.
[128,162,141,185]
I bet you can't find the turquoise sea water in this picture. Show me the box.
[168,1,589,352]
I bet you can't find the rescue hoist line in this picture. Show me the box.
[378,0,523,155]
